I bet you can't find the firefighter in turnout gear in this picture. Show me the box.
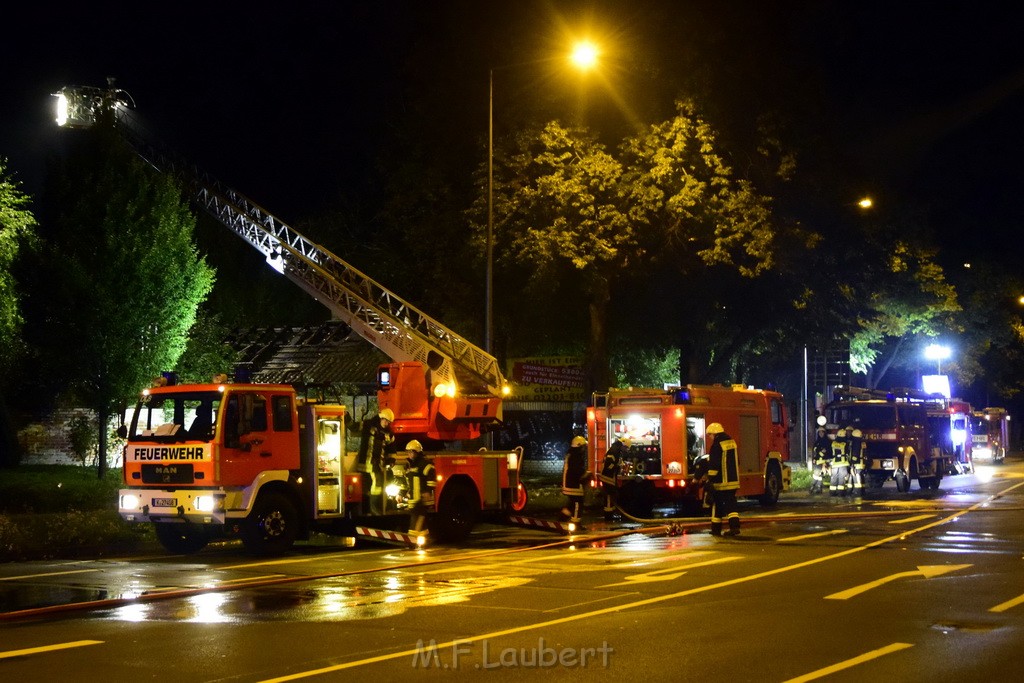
[811,427,831,494]
[561,435,591,523]
[704,423,741,536]
[599,437,631,520]
[404,440,435,538]
[358,408,395,514]
[830,426,851,496]
[847,428,865,497]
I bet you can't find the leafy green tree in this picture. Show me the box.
[173,308,239,384]
[946,265,1024,403]
[0,158,38,466]
[846,233,960,389]
[29,123,214,477]
[479,100,782,391]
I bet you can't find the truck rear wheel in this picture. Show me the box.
[241,492,298,555]
[433,481,479,542]
[154,522,209,554]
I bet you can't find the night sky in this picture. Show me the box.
[3,1,1023,268]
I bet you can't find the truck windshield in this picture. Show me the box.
[828,404,896,430]
[128,391,223,442]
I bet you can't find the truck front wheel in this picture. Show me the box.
[760,465,782,507]
[241,492,298,555]
[154,522,209,554]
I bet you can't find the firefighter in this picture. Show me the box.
[704,422,741,536]
[404,440,435,538]
[560,435,591,523]
[599,437,631,520]
[830,426,850,496]
[358,408,395,514]
[810,427,830,495]
[848,428,865,497]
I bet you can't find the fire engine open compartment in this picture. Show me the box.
[588,385,791,518]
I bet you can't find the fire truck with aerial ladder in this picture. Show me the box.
[822,386,971,492]
[54,83,529,555]
[586,384,792,518]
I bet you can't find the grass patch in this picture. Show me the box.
[0,465,124,513]
[0,465,154,561]
[789,464,812,491]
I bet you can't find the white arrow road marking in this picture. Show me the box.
[825,564,972,600]
[599,556,740,588]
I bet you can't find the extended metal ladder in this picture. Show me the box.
[113,109,504,397]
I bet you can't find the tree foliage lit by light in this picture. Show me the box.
[479,99,778,390]
[0,158,37,369]
[32,124,215,474]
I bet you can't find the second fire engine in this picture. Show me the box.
[587,384,792,517]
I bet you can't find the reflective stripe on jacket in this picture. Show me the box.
[708,436,740,491]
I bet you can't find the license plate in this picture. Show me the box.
[152,498,176,507]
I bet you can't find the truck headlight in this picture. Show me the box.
[120,494,141,511]
[194,495,217,513]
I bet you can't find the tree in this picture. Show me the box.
[846,231,960,389]
[483,121,633,392]
[28,123,214,477]
[479,100,782,392]
[0,158,38,466]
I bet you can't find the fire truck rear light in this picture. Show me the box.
[507,452,519,470]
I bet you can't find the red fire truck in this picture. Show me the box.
[119,379,522,554]
[970,407,1011,464]
[586,385,791,517]
[56,84,525,554]
[824,387,955,492]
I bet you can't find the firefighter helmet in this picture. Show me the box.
[619,437,632,448]
[379,408,395,422]
[707,422,724,435]
[571,435,588,448]
[851,429,862,438]
[406,439,423,452]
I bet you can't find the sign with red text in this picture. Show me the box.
[507,357,586,402]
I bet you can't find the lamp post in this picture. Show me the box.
[485,41,600,355]
[924,343,951,375]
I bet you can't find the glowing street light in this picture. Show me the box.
[924,343,951,374]
[857,197,873,209]
[486,43,601,354]
[570,41,599,70]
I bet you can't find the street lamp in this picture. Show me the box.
[924,343,951,374]
[485,42,600,355]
